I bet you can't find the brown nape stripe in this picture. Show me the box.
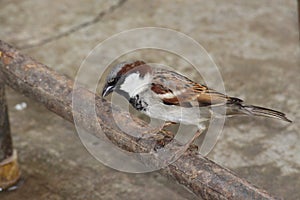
[117,60,151,77]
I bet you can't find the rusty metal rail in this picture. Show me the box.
[0,40,278,199]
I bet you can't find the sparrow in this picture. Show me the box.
[102,60,291,140]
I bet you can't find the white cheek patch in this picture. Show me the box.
[120,73,152,97]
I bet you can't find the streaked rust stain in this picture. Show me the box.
[24,64,37,71]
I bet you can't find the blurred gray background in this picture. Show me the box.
[0,0,299,199]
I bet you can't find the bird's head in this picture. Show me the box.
[102,60,152,99]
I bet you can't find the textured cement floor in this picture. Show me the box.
[0,0,299,199]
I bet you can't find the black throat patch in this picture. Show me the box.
[129,94,148,111]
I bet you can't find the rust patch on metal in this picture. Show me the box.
[0,151,21,190]
[24,64,37,70]
[1,52,14,65]
[2,55,12,65]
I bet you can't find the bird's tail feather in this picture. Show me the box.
[240,105,292,123]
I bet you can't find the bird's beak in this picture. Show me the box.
[102,85,114,97]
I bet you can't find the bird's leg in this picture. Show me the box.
[152,124,207,165]
[152,121,177,141]
[153,129,175,150]
[143,121,176,148]
[137,119,174,140]
[161,121,177,138]
[173,123,206,153]
[161,123,206,152]
[182,125,206,152]
[152,121,179,151]
[163,121,177,128]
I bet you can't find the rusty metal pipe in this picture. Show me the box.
[0,40,278,199]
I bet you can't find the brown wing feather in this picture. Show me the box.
[151,69,241,107]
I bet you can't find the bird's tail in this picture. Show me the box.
[239,104,292,123]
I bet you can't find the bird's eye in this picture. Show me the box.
[108,78,115,85]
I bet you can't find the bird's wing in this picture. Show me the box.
[151,69,242,107]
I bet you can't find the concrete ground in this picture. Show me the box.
[0,0,299,199]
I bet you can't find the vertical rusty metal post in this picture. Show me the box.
[0,81,20,191]
[0,82,13,161]
[298,0,300,40]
